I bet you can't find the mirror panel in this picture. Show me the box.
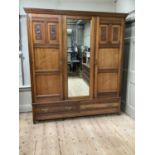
[67,19,91,97]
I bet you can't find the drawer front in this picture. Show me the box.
[34,104,78,114]
[33,97,120,121]
[80,102,119,111]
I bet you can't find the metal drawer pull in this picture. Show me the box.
[41,108,49,112]
[64,106,72,110]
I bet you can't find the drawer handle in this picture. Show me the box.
[64,106,72,110]
[41,108,49,112]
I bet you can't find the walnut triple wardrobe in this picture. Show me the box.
[25,8,127,123]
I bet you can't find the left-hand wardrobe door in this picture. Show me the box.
[27,14,63,103]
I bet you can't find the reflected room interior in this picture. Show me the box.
[67,19,91,97]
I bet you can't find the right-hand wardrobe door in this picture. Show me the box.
[95,17,124,97]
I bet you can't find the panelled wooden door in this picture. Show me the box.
[95,17,123,97]
[28,14,63,103]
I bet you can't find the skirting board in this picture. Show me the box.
[19,86,32,113]
[19,104,32,113]
[121,100,135,119]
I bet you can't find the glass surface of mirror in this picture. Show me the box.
[67,19,91,97]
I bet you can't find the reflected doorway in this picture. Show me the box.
[67,18,91,97]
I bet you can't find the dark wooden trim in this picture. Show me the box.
[80,102,119,110]
[35,70,60,75]
[33,43,59,48]
[59,15,64,100]
[33,97,120,106]
[35,107,78,114]
[118,19,125,96]
[62,16,68,99]
[100,20,122,24]
[24,8,128,18]
[36,94,60,98]
[97,92,118,97]
[98,68,119,73]
[32,17,59,22]
[34,107,120,121]
[68,96,90,100]
[99,43,120,48]
[94,17,99,98]
[90,17,96,99]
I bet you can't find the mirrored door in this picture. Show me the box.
[66,18,91,97]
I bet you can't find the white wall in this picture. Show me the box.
[20,16,31,86]
[115,0,135,13]
[20,0,116,15]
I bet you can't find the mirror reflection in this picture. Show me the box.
[67,19,91,97]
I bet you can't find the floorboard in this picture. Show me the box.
[19,113,134,155]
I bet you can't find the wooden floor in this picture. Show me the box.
[68,77,89,97]
[19,113,134,155]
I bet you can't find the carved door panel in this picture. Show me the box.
[47,23,59,45]
[32,21,45,44]
[95,17,123,97]
[111,25,121,45]
[99,17,121,48]
[30,15,63,103]
[99,24,109,47]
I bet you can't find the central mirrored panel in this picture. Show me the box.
[67,18,91,97]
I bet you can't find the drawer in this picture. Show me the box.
[34,104,78,114]
[80,102,119,111]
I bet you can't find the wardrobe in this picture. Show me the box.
[25,8,127,123]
